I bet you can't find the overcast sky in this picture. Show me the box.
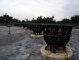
[0,0,79,21]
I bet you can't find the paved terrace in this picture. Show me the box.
[0,26,79,60]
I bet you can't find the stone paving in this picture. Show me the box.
[0,26,79,60]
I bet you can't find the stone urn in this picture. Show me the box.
[42,24,73,52]
[40,24,73,60]
[31,23,43,37]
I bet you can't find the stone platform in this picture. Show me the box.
[31,34,43,37]
[40,46,73,60]
[0,26,79,60]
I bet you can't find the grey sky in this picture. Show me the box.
[0,0,79,21]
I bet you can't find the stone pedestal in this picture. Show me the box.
[31,34,43,37]
[40,46,73,60]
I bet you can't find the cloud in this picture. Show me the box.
[62,0,79,19]
[0,0,79,21]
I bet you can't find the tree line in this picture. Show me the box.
[0,13,79,25]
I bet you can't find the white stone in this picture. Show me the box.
[31,34,43,37]
[40,46,73,60]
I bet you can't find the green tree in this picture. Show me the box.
[70,15,79,24]
[0,16,4,23]
[3,13,13,25]
[61,18,70,24]
[32,16,55,23]
[32,18,37,23]
[22,20,26,23]
[12,18,21,23]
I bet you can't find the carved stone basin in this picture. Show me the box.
[42,24,73,53]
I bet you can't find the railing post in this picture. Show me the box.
[7,23,11,34]
[8,26,11,34]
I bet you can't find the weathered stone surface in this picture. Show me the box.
[0,26,79,60]
[40,46,73,60]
